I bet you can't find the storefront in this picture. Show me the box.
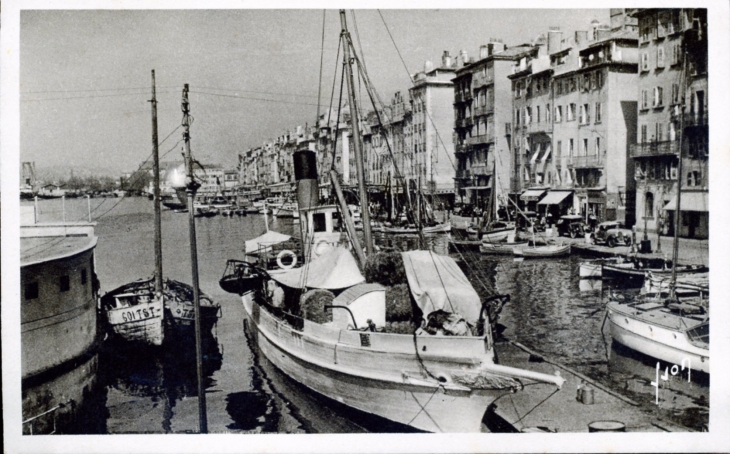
[536,190,574,220]
[519,188,547,212]
[663,191,709,239]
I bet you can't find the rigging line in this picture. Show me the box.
[511,387,561,426]
[196,86,320,99]
[316,9,327,124]
[188,91,320,107]
[326,35,343,130]
[330,53,346,173]
[21,91,181,102]
[377,9,413,84]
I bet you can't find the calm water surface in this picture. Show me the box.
[30,197,709,433]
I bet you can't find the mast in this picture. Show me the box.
[181,84,208,433]
[339,9,374,255]
[669,49,688,297]
[150,70,163,296]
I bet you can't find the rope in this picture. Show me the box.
[315,9,327,124]
[511,387,561,426]
[377,10,413,84]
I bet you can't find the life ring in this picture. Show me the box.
[313,239,332,256]
[276,250,298,269]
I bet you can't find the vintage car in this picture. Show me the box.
[555,214,587,238]
[592,221,633,247]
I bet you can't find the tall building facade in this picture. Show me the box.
[630,8,708,239]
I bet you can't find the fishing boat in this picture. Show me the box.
[601,259,707,284]
[240,13,565,432]
[479,240,529,255]
[606,50,709,374]
[467,162,515,242]
[103,71,220,346]
[381,221,451,234]
[514,243,571,258]
[578,257,620,278]
[274,202,298,218]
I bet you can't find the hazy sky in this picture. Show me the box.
[20,9,609,176]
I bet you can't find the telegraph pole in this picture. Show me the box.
[181,84,208,433]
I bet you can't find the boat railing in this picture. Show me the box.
[22,400,74,435]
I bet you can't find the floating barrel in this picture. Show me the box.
[294,150,319,210]
[588,420,626,432]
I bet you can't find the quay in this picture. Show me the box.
[487,340,691,433]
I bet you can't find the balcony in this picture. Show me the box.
[472,73,492,88]
[470,164,493,176]
[454,91,473,103]
[681,112,708,128]
[569,154,604,168]
[524,121,552,135]
[455,169,471,179]
[465,132,495,146]
[474,105,493,117]
[629,141,680,158]
[455,117,474,129]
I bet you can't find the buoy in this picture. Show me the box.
[588,420,626,432]
[276,250,298,269]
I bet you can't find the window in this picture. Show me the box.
[568,103,576,121]
[25,282,39,300]
[645,192,654,219]
[595,102,602,123]
[569,139,574,156]
[641,124,647,143]
[669,122,676,141]
[525,107,531,124]
[536,106,541,123]
[81,269,87,285]
[653,86,663,107]
[546,104,551,123]
[570,77,576,92]
[671,84,680,105]
[582,138,588,155]
[596,71,603,88]
[641,90,648,109]
[656,123,663,141]
[687,170,702,186]
[595,138,601,155]
[557,81,563,95]
[60,275,70,292]
[515,109,520,126]
[555,105,562,122]
[657,46,665,68]
[580,103,590,124]
[641,52,649,71]
[671,43,681,65]
[557,140,562,158]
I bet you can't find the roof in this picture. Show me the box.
[21,235,97,267]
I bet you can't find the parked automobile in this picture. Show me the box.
[591,221,633,247]
[555,215,587,238]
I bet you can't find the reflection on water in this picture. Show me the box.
[25,198,708,433]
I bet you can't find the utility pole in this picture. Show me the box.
[150,70,163,297]
[181,84,208,433]
[339,9,373,256]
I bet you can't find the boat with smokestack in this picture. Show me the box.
[238,13,565,432]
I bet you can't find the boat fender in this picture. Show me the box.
[314,239,331,256]
[276,250,298,270]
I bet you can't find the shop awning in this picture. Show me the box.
[537,190,573,206]
[520,189,546,202]
[663,192,709,212]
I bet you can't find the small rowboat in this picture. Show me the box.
[514,243,570,258]
[479,240,529,255]
[578,258,620,278]
[382,222,451,235]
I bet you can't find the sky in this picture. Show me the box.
[20,8,610,177]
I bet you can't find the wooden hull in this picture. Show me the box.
[514,244,570,258]
[166,299,220,334]
[106,299,164,346]
[480,228,516,243]
[382,223,450,235]
[242,293,564,433]
[579,262,602,278]
[479,241,528,255]
[607,302,709,374]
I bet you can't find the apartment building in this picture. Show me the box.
[630,8,708,239]
[453,42,531,208]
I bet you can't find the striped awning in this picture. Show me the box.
[537,190,573,205]
[520,189,546,202]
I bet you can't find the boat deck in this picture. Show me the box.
[610,302,706,331]
[485,341,689,433]
[21,236,97,266]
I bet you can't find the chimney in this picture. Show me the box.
[596,25,611,41]
[424,59,434,72]
[479,45,489,59]
[488,39,505,56]
[548,27,562,54]
[575,30,589,46]
[442,50,452,68]
[459,49,468,68]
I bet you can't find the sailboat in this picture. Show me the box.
[605,50,709,374]
[102,71,220,346]
[505,197,569,258]
[466,162,515,243]
[240,12,565,433]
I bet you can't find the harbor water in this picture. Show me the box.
[27,197,709,433]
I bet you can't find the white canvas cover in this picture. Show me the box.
[271,247,365,290]
[245,230,291,254]
[401,250,481,324]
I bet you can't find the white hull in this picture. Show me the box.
[479,241,528,255]
[106,300,164,346]
[480,228,515,243]
[514,244,570,258]
[607,303,709,374]
[579,262,602,278]
[242,293,563,432]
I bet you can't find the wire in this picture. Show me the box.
[195,86,320,99]
[189,91,320,107]
[377,10,413,84]
[21,91,179,102]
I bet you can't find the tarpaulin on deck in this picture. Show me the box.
[245,231,291,254]
[271,247,365,290]
[401,250,481,324]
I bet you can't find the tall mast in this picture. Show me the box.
[339,9,373,255]
[670,49,688,296]
[150,70,163,295]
